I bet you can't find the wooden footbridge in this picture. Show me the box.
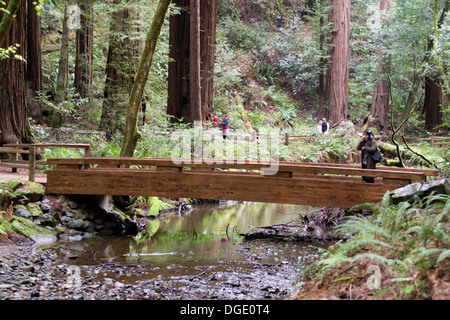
[45,157,438,208]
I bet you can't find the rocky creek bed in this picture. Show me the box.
[0,238,330,300]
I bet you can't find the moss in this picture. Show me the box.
[10,216,55,238]
[54,226,66,235]
[12,182,45,203]
[27,203,43,217]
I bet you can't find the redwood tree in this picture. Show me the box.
[423,0,449,132]
[26,0,42,123]
[0,0,32,145]
[326,0,350,125]
[167,0,218,124]
[74,0,93,103]
[367,0,391,133]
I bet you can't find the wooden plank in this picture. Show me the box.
[46,157,429,181]
[4,143,91,149]
[0,162,45,170]
[29,147,36,182]
[0,148,45,155]
[46,169,405,208]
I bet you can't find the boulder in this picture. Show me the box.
[27,203,43,218]
[12,182,45,203]
[13,205,32,220]
[10,216,56,239]
[391,179,450,205]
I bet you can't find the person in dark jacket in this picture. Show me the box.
[220,115,229,140]
[356,129,377,183]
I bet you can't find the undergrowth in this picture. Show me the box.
[295,191,450,300]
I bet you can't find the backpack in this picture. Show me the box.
[322,122,328,133]
[370,148,382,163]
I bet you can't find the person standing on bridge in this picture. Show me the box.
[357,129,377,183]
[220,115,230,140]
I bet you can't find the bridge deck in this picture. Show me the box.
[45,158,438,208]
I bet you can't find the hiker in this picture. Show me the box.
[220,115,229,140]
[317,120,323,135]
[356,129,377,183]
[322,118,329,135]
[212,115,219,128]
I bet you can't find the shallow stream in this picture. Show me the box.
[43,202,334,300]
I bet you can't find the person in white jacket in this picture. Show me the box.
[317,120,323,135]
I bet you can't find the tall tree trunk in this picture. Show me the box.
[423,0,449,132]
[367,0,390,133]
[190,0,201,123]
[121,0,171,157]
[424,76,443,132]
[317,0,327,120]
[74,0,93,103]
[52,2,71,128]
[167,0,217,124]
[326,0,350,125]
[167,0,191,123]
[0,0,32,145]
[200,0,217,122]
[100,0,139,138]
[27,0,43,123]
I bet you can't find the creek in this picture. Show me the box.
[39,201,334,300]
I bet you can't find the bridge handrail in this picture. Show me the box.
[46,157,437,181]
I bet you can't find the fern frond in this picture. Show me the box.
[436,249,450,266]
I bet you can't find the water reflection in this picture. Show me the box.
[49,202,328,273]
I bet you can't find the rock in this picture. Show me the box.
[54,226,66,235]
[10,216,55,238]
[27,203,43,217]
[40,203,51,213]
[69,235,83,241]
[13,205,32,220]
[68,219,84,230]
[12,181,45,203]
[391,179,450,205]
[39,213,58,228]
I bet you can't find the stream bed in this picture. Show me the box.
[1,202,335,300]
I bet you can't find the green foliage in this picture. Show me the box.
[301,192,450,299]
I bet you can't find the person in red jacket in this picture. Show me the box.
[212,115,219,128]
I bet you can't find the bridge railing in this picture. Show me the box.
[46,157,437,184]
[45,157,439,208]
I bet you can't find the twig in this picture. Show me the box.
[401,135,436,168]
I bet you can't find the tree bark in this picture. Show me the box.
[367,0,390,133]
[74,0,93,103]
[0,0,32,145]
[27,0,43,123]
[190,0,201,123]
[423,0,449,132]
[167,0,190,123]
[326,0,350,125]
[51,2,71,128]
[199,0,217,122]
[167,0,218,124]
[121,0,171,157]
[317,0,327,120]
[424,76,443,132]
